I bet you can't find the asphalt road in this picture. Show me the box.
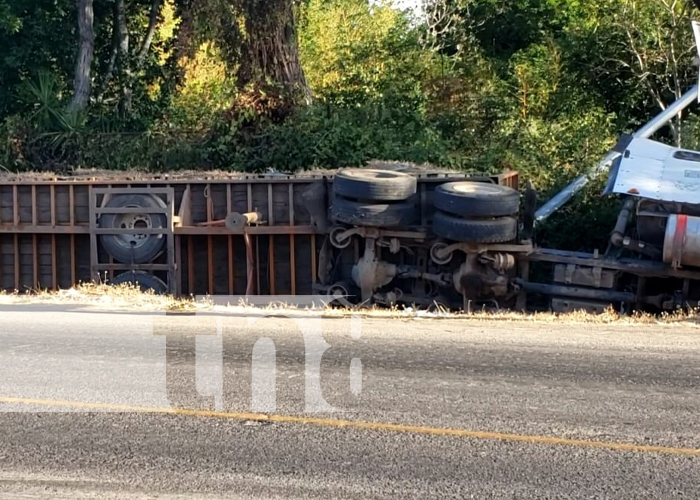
[1,305,700,499]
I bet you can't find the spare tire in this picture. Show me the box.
[434,182,519,218]
[432,210,517,243]
[331,197,418,227]
[333,169,417,201]
[99,194,168,264]
[110,271,168,294]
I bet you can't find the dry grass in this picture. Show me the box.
[0,283,193,311]
[1,283,699,325]
[320,303,700,325]
[0,161,457,183]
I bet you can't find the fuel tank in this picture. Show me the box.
[663,214,700,268]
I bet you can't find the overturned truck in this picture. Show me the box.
[0,144,697,314]
[4,29,700,313]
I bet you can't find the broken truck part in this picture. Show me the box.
[535,20,700,223]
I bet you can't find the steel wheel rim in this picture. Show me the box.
[112,205,155,250]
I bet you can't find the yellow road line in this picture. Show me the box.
[1,396,699,457]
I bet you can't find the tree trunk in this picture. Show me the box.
[96,2,120,103]
[156,0,195,104]
[137,0,162,66]
[173,0,196,60]
[68,0,95,113]
[237,0,311,106]
[115,0,132,115]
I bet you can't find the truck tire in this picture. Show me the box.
[434,181,519,218]
[98,194,167,264]
[330,197,418,227]
[110,271,168,294]
[432,210,517,243]
[333,169,417,201]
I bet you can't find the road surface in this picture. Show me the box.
[1,305,699,499]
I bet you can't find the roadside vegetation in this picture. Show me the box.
[1,0,699,251]
[1,282,699,324]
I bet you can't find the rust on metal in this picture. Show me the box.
[187,237,194,294]
[289,184,296,295]
[310,233,317,286]
[226,184,234,295]
[12,185,18,226]
[70,234,75,285]
[31,185,37,226]
[175,234,183,296]
[228,235,234,295]
[50,185,56,227]
[245,232,255,295]
[69,185,75,226]
[13,233,18,290]
[0,226,89,234]
[208,235,214,295]
[51,234,57,289]
[32,234,38,288]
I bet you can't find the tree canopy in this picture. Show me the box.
[1,0,699,235]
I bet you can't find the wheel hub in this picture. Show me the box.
[114,207,154,249]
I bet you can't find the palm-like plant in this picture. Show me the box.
[20,72,86,167]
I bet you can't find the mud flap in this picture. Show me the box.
[301,180,329,232]
[317,235,334,286]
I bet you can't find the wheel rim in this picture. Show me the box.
[112,205,157,250]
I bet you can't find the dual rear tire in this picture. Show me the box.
[432,211,518,243]
[330,169,418,227]
[330,171,520,241]
[431,182,519,243]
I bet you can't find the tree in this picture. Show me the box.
[236,0,310,105]
[96,0,164,112]
[300,0,429,105]
[208,0,311,109]
[610,0,695,145]
[115,0,131,114]
[138,0,162,65]
[68,0,95,112]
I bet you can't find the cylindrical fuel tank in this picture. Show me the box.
[663,214,700,268]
